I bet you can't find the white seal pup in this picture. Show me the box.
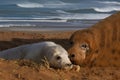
[0,41,72,69]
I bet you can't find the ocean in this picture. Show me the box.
[0,0,119,30]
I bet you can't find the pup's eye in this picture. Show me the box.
[56,56,61,60]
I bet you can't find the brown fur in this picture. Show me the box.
[68,12,120,66]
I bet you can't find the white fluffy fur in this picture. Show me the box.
[0,41,72,68]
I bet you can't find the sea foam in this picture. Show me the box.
[97,1,120,5]
[93,6,120,12]
[17,2,44,8]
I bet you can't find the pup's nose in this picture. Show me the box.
[66,63,72,66]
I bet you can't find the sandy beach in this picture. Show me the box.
[0,29,119,80]
[0,11,120,80]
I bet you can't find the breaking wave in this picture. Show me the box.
[93,6,120,12]
[17,3,44,8]
[97,1,120,5]
[16,0,68,8]
[57,13,111,20]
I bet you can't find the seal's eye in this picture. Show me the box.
[56,56,61,60]
[81,44,87,48]
[80,43,89,50]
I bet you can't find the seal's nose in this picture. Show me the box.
[66,63,72,66]
[69,53,75,58]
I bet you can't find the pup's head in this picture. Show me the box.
[45,45,73,69]
[68,30,97,66]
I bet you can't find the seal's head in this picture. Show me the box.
[68,41,90,65]
[68,30,97,66]
[45,45,73,69]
